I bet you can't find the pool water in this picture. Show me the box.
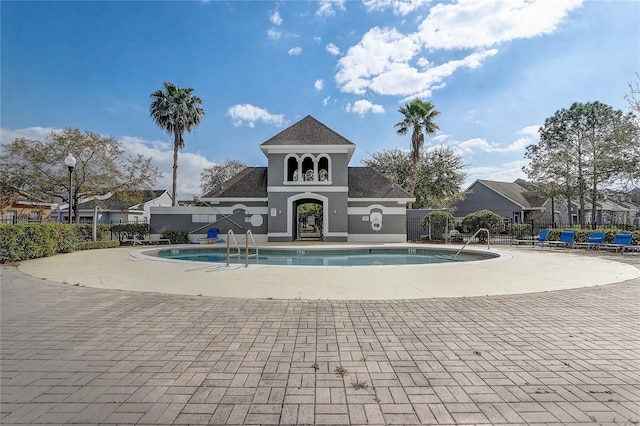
[154,247,497,266]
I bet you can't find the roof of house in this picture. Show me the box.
[475,180,547,209]
[260,115,355,146]
[204,167,268,198]
[348,167,413,199]
[76,189,169,211]
[204,167,412,200]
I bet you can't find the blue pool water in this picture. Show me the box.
[152,247,498,266]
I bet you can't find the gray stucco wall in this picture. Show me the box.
[453,183,521,218]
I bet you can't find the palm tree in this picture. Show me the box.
[394,99,440,197]
[150,81,205,206]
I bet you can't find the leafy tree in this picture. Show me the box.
[150,81,205,206]
[462,210,504,241]
[363,147,467,209]
[394,99,440,196]
[524,101,638,226]
[0,129,162,221]
[200,159,247,196]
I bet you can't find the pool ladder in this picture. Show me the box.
[226,230,259,267]
[454,228,490,258]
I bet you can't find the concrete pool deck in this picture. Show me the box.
[2,248,639,425]
[15,243,640,299]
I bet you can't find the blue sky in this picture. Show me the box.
[2,0,638,199]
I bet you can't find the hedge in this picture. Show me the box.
[0,223,113,264]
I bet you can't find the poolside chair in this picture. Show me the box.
[198,228,219,244]
[574,231,605,250]
[599,233,632,254]
[513,228,549,246]
[546,230,576,249]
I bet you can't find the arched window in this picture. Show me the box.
[317,155,330,182]
[301,156,315,181]
[286,155,299,182]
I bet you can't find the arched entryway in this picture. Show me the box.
[294,198,323,241]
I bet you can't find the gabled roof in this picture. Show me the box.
[75,189,170,211]
[260,115,355,146]
[204,167,268,198]
[349,167,413,199]
[203,166,413,200]
[474,180,546,209]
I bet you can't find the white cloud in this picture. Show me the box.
[270,10,282,25]
[466,160,529,187]
[336,0,581,98]
[323,96,332,106]
[325,42,341,55]
[458,137,496,153]
[267,29,281,40]
[363,0,431,16]
[337,24,497,97]
[314,79,324,91]
[288,46,303,55]
[121,136,216,198]
[418,0,583,50]
[227,104,285,128]
[316,0,346,17]
[444,124,541,154]
[0,126,60,143]
[347,99,385,116]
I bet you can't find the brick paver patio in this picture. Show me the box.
[1,250,639,425]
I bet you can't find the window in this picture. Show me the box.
[29,211,42,222]
[287,156,299,181]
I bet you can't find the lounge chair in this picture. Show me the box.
[574,231,605,250]
[546,230,576,249]
[599,233,632,254]
[198,228,219,244]
[513,228,549,246]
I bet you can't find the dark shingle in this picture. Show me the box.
[261,115,355,146]
[348,167,414,199]
[204,167,268,198]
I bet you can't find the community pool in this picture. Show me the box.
[150,246,499,267]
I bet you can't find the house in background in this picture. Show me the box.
[53,190,171,223]
[452,179,552,224]
[1,190,54,224]
[150,115,414,243]
[453,179,640,226]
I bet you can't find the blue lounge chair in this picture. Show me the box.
[513,228,549,246]
[599,233,632,253]
[574,231,605,250]
[546,230,576,249]
[198,228,219,244]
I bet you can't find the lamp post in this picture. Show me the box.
[64,153,76,224]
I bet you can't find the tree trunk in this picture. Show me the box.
[172,140,179,206]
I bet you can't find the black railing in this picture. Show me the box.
[407,217,639,245]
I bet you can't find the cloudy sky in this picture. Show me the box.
[1,0,638,199]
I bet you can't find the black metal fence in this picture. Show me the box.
[407,217,639,245]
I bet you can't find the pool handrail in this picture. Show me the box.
[454,228,490,257]
[226,230,259,267]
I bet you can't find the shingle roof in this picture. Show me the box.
[261,115,355,146]
[204,167,268,198]
[76,190,169,210]
[476,180,546,209]
[205,167,412,200]
[348,167,414,199]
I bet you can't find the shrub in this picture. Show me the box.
[420,211,455,230]
[506,223,531,239]
[462,210,504,240]
[111,223,149,241]
[162,229,189,244]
